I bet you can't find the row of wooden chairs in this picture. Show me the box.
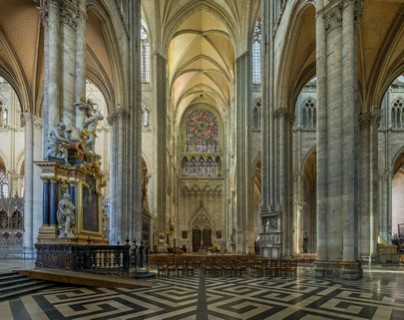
[251,258,297,277]
[154,255,200,277]
[203,256,248,277]
[149,254,298,278]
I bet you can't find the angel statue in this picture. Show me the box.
[83,98,104,154]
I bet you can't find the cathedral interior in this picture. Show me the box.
[0,0,404,319]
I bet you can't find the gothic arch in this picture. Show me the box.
[361,7,404,112]
[392,145,404,175]
[0,68,25,114]
[189,203,215,251]
[15,151,25,179]
[86,0,127,111]
[276,0,316,113]
[0,13,37,115]
[0,151,8,172]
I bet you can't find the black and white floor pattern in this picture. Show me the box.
[1,267,403,320]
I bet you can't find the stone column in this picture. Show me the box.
[234,52,250,254]
[60,1,79,129]
[278,108,294,257]
[23,113,34,257]
[358,110,381,263]
[260,0,282,259]
[153,53,167,243]
[369,110,380,257]
[128,0,142,245]
[32,117,44,250]
[75,0,88,130]
[314,0,362,279]
[260,0,273,215]
[315,0,328,263]
[108,108,129,244]
[359,113,370,262]
[37,0,62,134]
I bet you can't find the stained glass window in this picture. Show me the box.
[141,20,150,83]
[186,110,219,153]
[252,18,261,84]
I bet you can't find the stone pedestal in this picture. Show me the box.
[314,260,362,280]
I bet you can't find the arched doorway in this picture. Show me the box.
[191,226,212,252]
[190,204,214,252]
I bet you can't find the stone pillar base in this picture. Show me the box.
[340,261,363,280]
[37,225,59,241]
[313,260,341,278]
[314,260,363,280]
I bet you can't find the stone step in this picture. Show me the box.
[0,272,56,301]
[0,283,55,301]
[134,271,156,279]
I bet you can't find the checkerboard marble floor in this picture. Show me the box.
[0,263,403,320]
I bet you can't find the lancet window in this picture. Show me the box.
[0,163,8,198]
[141,20,151,84]
[391,98,404,129]
[252,18,261,85]
[0,100,7,128]
[301,98,316,130]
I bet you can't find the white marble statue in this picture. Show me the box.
[46,122,70,164]
[83,99,104,154]
[57,192,76,238]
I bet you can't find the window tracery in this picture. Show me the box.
[183,110,221,177]
[391,98,404,129]
[301,98,316,130]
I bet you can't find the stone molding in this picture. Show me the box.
[181,184,223,198]
[36,0,86,30]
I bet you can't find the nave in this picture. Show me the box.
[0,261,403,320]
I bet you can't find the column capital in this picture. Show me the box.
[236,51,249,63]
[21,113,44,129]
[322,2,343,33]
[359,110,381,130]
[33,116,44,130]
[21,112,34,126]
[36,0,61,27]
[107,107,131,125]
[153,52,167,63]
[273,107,295,124]
[59,1,80,31]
